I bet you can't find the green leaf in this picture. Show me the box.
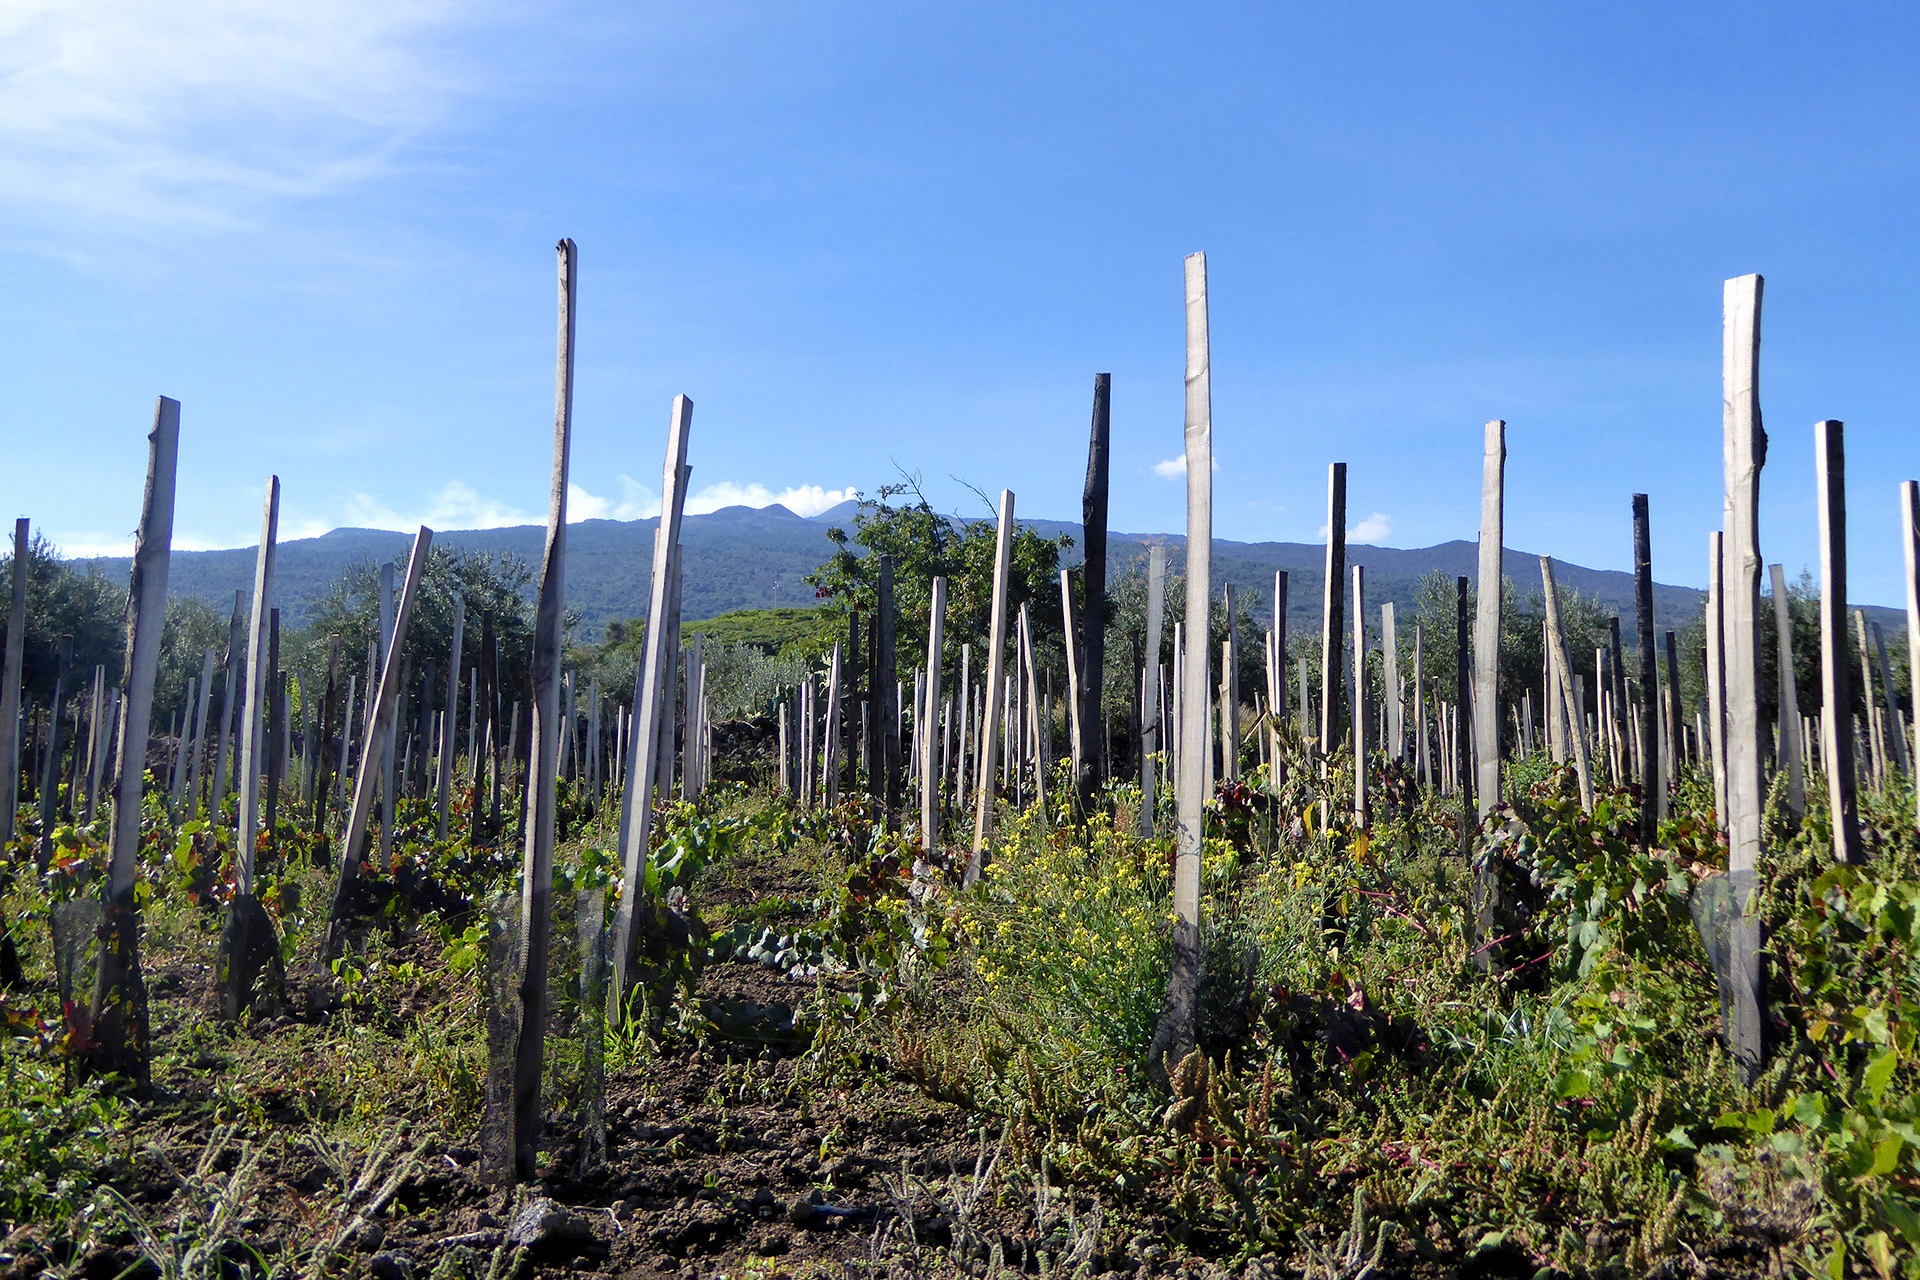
[1866,1133,1903,1178]
[1865,1047,1899,1104]
[1554,1070,1593,1100]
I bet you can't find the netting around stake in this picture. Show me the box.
[51,899,100,1024]
[1689,868,1759,1039]
[576,888,608,1175]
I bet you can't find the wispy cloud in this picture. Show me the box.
[1317,512,1395,544]
[570,478,857,521]
[342,480,531,531]
[1152,455,1218,479]
[0,0,481,232]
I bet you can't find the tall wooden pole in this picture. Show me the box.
[1152,250,1210,1080]
[1351,566,1367,828]
[323,529,433,957]
[1720,272,1767,1082]
[439,596,465,840]
[1139,545,1167,835]
[234,478,281,895]
[1382,602,1401,763]
[1706,534,1729,825]
[966,490,1016,879]
[1060,569,1085,788]
[1818,424,1864,861]
[878,555,901,827]
[1541,558,1593,810]
[1223,582,1240,783]
[1078,373,1110,812]
[211,591,243,823]
[35,637,72,873]
[611,400,693,1011]
[89,396,179,1088]
[1269,570,1288,788]
[1633,496,1663,843]
[1474,420,1505,818]
[505,236,576,1182]
[923,576,946,848]
[1320,464,1348,757]
[1904,482,1920,831]
[0,519,25,843]
[1768,564,1805,822]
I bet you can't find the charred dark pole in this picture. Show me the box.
[1077,373,1111,814]
[1633,496,1661,848]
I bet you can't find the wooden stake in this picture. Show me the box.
[1060,569,1084,785]
[1382,602,1401,763]
[1706,534,1729,825]
[1719,272,1767,1082]
[439,596,465,839]
[1474,420,1505,817]
[1352,566,1368,828]
[1904,482,1920,830]
[922,576,946,849]
[1152,250,1210,1080]
[611,398,693,1013]
[1633,496,1663,841]
[1320,463,1348,757]
[234,478,280,895]
[89,396,179,1088]
[966,491,1016,879]
[0,519,24,844]
[1540,558,1593,810]
[1078,373,1110,811]
[1140,546,1167,835]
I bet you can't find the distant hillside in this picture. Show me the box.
[69,501,1891,640]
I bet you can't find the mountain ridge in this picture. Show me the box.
[66,503,1886,639]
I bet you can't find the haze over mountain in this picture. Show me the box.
[61,500,1789,643]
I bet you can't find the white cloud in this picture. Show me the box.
[1349,512,1393,543]
[342,480,531,531]
[1152,455,1218,479]
[569,475,659,523]
[684,482,855,518]
[0,0,482,230]
[1316,512,1395,544]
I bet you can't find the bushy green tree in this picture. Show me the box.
[0,533,125,701]
[804,483,1073,685]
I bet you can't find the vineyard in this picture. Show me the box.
[4,250,1920,1280]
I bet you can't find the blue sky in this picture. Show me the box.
[3,2,1919,604]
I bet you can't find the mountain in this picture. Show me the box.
[67,502,1885,639]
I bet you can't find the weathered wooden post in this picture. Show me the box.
[877,555,901,827]
[1078,374,1111,811]
[1541,558,1593,810]
[325,533,433,959]
[1060,569,1085,788]
[966,491,1016,882]
[1453,577,1472,834]
[88,396,179,1088]
[233,478,280,896]
[1151,250,1210,1081]
[1633,496,1664,841]
[35,637,72,872]
[1413,627,1429,787]
[492,236,579,1183]
[211,592,244,822]
[377,561,399,869]
[610,396,693,1015]
[922,576,946,847]
[1719,272,1767,1081]
[1269,570,1288,788]
[1904,481,1920,831]
[1351,566,1368,828]
[1224,583,1241,783]
[439,596,465,839]
[1704,536,1728,820]
[1320,464,1348,760]
[0,519,24,844]
[1018,604,1047,819]
[1474,420,1505,818]
[1382,602,1401,763]
[1870,619,1910,779]
[1140,546,1167,835]
[823,641,843,808]
[188,648,215,818]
